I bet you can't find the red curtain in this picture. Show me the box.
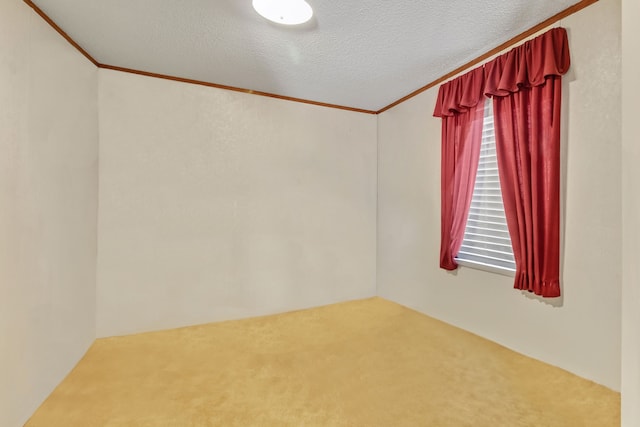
[484,28,569,297]
[434,67,485,270]
[434,27,570,297]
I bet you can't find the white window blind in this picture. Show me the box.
[456,99,516,273]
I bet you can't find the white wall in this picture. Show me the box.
[96,70,377,337]
[377,0,621,390]
[0,2,99,426]
[621,0,640,422]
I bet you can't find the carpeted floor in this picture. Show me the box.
[26,297,619,426]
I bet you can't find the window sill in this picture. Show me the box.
[455,258,516,277]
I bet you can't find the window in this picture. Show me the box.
[455,99,516,275]
[435,28,565,296]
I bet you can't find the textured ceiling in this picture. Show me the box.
[31,0,582,111]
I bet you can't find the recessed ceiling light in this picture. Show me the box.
[252,0,313,25]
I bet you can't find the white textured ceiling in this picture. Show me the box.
[31,0,581,111]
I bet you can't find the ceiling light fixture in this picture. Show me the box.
[252,0,313,25]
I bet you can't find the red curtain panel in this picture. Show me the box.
[485,28,569,297]
[434,67,485,270]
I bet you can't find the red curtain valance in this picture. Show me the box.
[433,66,485,117]
[433,27,570,117]
[485,27,570,97]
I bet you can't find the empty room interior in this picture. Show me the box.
[1,0,639,425]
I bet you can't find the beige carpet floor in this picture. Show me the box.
[26,297,619,426]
